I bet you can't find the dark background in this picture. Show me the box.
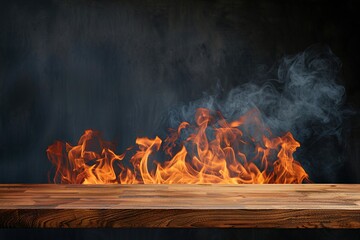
[0,0,359,239]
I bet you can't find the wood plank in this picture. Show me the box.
[0,184,359,228]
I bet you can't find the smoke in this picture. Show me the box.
[168,46,345,142]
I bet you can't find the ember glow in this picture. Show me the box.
[47,108,309,184]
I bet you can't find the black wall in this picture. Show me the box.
[0,0,360,239]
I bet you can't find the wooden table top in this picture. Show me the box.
[0,184,359,228]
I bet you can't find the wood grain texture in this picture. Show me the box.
[0,184,359,228]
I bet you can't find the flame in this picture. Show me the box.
[47,108,309,184]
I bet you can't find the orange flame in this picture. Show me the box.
[47,108,309,184]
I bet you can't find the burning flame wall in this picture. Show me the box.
[47,109,309,184]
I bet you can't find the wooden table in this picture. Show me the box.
[0,184,359,228]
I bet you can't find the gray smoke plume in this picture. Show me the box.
[168,46,345,141]
[165,46,347,180]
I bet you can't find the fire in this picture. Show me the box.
[47,108,309,184]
